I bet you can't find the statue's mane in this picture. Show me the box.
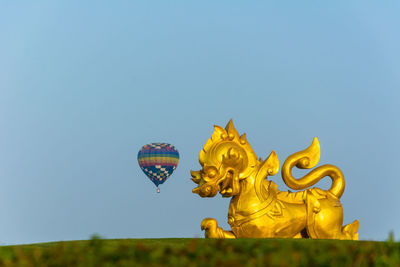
[197,119,259,178]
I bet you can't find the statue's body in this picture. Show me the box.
[191,120,359,240]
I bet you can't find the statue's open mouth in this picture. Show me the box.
[218,170,239,197]
[218,176,233,197]
[191,169,239,198]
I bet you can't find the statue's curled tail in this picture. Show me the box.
[281,137,345,199]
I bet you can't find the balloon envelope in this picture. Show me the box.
[137,143,179,187]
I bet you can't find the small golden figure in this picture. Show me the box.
[191,120,359,240]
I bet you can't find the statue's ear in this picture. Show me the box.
[260,151,279,177]
[254,151,279,201]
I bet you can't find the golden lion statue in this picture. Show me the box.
[191,120,359,240]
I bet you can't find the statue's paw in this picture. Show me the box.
[201,218,218,231]
[201,218,221,238]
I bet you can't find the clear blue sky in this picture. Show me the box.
[0,1,399,244]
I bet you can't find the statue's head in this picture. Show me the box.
[191,120,259,198]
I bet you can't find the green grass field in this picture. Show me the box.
[0,237,399,266]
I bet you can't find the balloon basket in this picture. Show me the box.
[157,187,160,193]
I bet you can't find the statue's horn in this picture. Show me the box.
[225,119,240,140]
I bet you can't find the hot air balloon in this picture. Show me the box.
[137,143,179,193]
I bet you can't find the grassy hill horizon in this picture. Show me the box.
[0,237,399,266]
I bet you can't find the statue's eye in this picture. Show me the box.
[208,169,216,178]
[202,166,218,181]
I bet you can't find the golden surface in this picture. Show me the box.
[191,120,359,240]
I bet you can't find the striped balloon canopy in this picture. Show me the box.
[137,143,179,192]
